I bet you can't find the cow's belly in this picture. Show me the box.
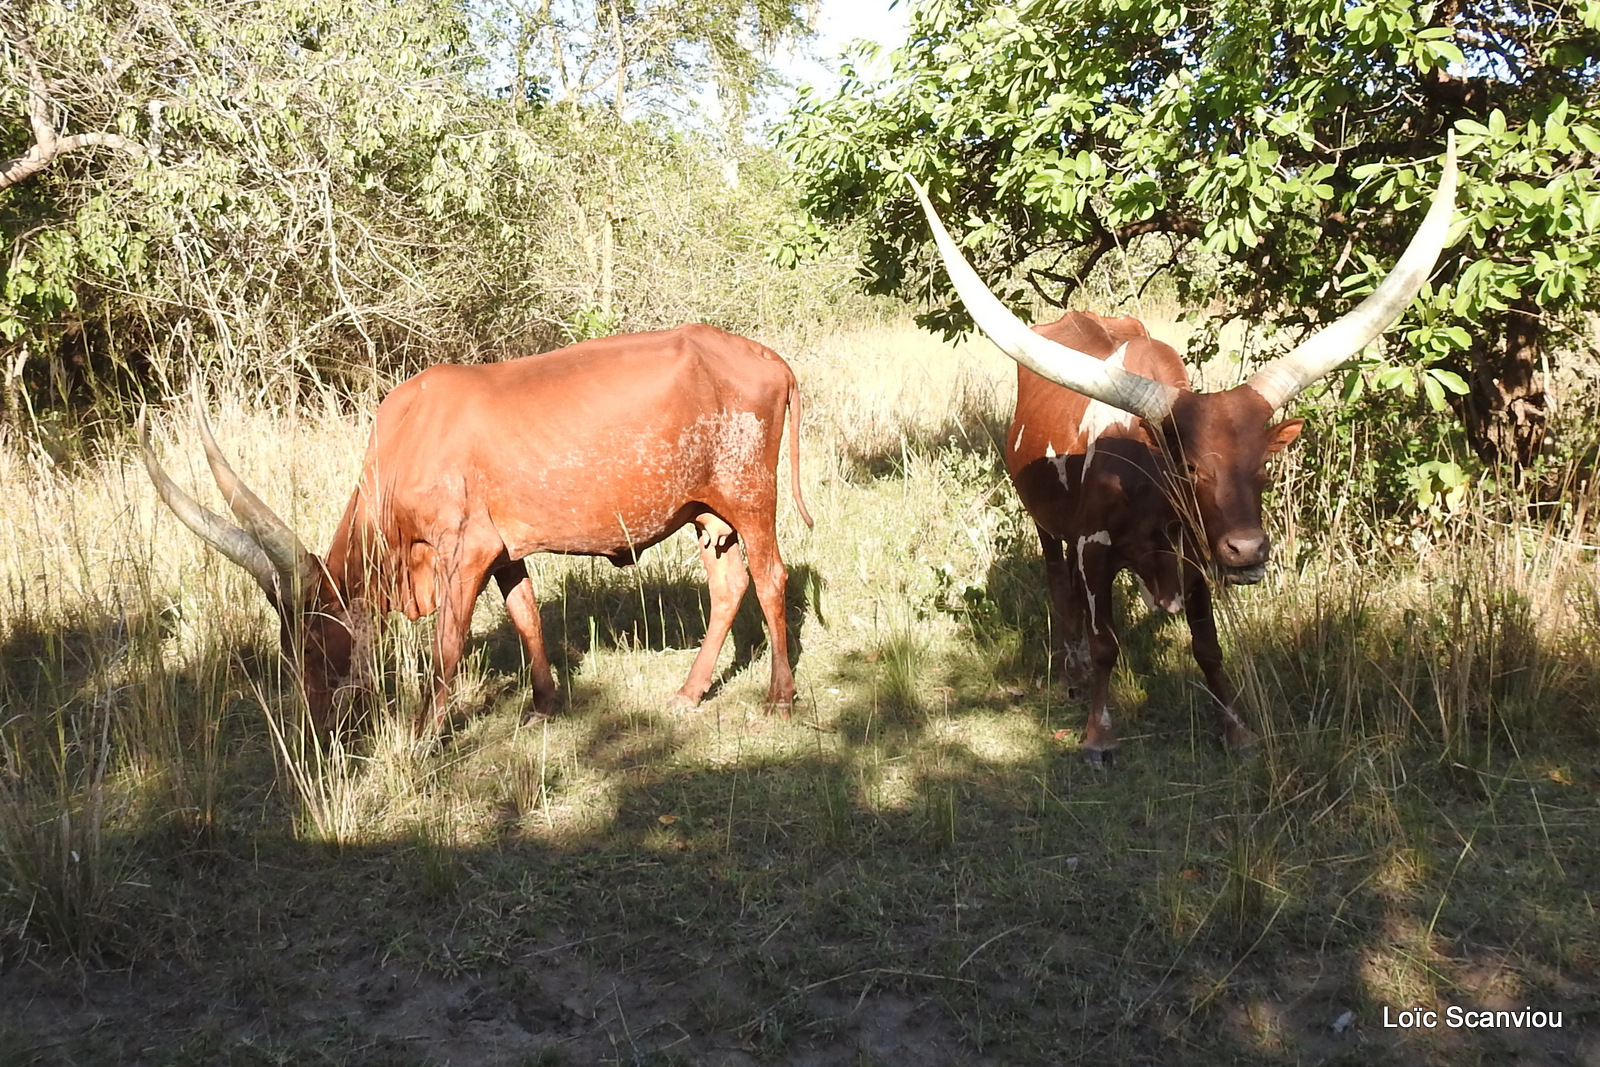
[496,495,695,560]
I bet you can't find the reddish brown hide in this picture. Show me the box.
[1008,312,1298,764]
[142,324,813,735]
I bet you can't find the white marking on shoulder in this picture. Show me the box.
[1043,442,1075,491]
[1075,531,1111,634]
[1013,424,1025,452]
[1079,345,1139,478]
[1049,453,1071,491]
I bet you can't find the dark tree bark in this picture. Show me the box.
[1453,298,1547,471]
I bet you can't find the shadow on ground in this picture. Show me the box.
[3,584,1598,1066]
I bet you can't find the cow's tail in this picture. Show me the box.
[786,377,814,529]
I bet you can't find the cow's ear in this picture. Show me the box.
[1265,418,1303,453]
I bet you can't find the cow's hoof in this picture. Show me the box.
[1082,745,1117,769]
[1222,725,1258,759]
[670,692,702,711]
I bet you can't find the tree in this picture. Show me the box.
[780,0,1600,472]
[0,0,850,429]
[0,0,551,418]
[473,0,813,125]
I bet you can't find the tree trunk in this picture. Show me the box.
[2,344,29,430]
[1455,298,1547,473]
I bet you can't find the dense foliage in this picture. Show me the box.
[781,0,1600,473]
[0,0,842,424]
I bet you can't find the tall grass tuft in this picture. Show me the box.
[873,624,927,721]
[0,692,121,961]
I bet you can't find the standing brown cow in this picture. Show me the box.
[141,323,813,734]
[911,139,1456,764]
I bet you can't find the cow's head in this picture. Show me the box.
[1154,386,1302,583]
[910,138,1455,582]
[139,409,363,732]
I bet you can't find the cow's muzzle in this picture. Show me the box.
[1222,563,1267,585]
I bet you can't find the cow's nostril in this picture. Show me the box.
[1221,533,1269,566]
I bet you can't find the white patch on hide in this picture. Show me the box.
[1078,345,1139,479]
[1075,530,1111,634]
[1045,442,1072,492]
[1013,424,1025,452]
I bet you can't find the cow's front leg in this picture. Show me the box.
[1038,525,1089,688]
[1183,564,1255,756]
[416,545,497,737]
[1076,534,1120,767]
[493,560,560,717]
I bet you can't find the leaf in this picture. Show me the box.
[1339,368,1365,403]
[1422,372,1448,412]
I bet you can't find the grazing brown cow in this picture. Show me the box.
[141,323,813,735]
[911,138,1456,764]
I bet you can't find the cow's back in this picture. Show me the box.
[1005,312,1188,545]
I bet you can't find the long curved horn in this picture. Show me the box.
[193,400,323,601]
[908,176,1180,423]
[137,409,283,603]
[1248,134,1458,411]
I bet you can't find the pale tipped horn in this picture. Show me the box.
[192,399,323,602]
[1248,133,1459,411]
[137,409,284,604]
[908,175,1180,423]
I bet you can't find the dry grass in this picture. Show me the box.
[1,320,1597,1064]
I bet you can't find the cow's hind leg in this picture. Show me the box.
[493,560,560,718]
[1183,564,1255,756]
[738,519,795,713]
[676,512,750,708]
